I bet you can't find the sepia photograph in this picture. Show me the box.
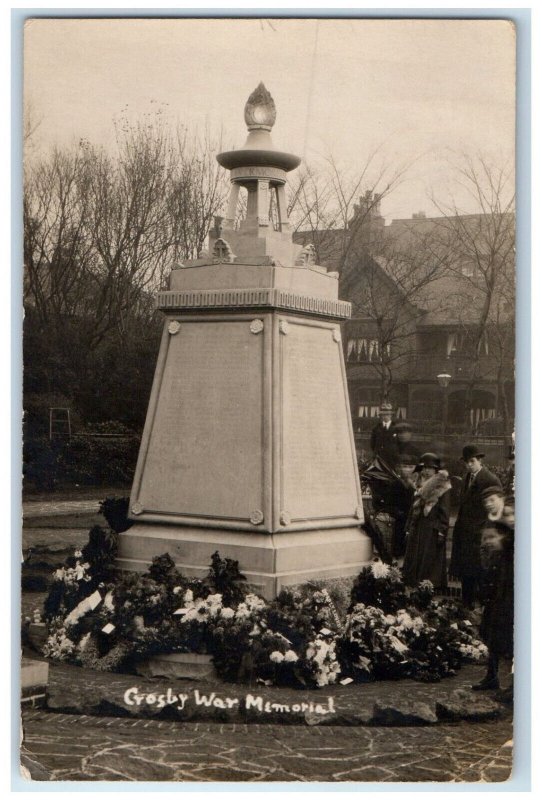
[19,15,520,784]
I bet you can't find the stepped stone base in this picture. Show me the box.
[117,523,372,599]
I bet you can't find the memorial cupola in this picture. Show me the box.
[213,83,301,264]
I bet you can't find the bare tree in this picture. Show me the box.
[23,145,94,327]
[288,152,450,401]
[428,155,515,430]
[288,151,410,271]
[340,221,452,402]
[24,117,229,348]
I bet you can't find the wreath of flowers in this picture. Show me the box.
[38,532,489,688]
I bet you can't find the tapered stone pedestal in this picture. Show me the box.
[117,84,372,597]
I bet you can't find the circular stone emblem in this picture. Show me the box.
[250,319,264,334]
[250,510,264,525]
[168,321,181,335]
[354,505,364,520]
[131,502,143,516]
[280,511,291,526]
[279,320,289,335]
[332,329,341,343]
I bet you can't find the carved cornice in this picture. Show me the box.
[156,288,351,319]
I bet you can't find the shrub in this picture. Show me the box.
[23,424,141,490]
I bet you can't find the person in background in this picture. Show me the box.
[449,445,502,609]
[392,453,418,559]
[471,485,514,697]
[393,422,421,466]
[402,453,451,590]
[503,445,515,504]
[370,401,398,466]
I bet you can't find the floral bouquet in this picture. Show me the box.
[349,560,406,613]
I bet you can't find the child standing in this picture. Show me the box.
[471,486,514,693]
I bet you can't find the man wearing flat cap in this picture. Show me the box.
[450,445,502,608]
[370,402,398,466]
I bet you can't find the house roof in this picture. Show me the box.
[296,211,514,328]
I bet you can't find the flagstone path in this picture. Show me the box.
[20,709,513,783]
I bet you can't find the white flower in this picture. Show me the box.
[245,594,266,612]
[390,635,409,654]
[172,586,182,595]
[269,651,284,663]
[103,591,115,612]
[181,608,199,623]
[184,589,194,603]
[235,603,251,620]
[284,649,298,663]
[371,561,390,579]
[54,568,65,581]
[74,549,82,559]
[220,607,235,619]
[206,593,223,607]
[78,632,91,652]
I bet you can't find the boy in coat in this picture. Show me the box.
[449,445,502,608]
[472,485,514,694]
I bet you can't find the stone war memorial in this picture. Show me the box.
[118,83,372,597]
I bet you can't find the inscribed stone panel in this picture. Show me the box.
[281,322,358,520]
[138,320,264,520]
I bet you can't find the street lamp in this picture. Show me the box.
[437,372,452,433]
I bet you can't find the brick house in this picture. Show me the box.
[294,196,515,448]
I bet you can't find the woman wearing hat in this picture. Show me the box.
[402,453,451,590]
[449,445,502,609]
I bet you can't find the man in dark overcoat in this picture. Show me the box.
[449,444,502,608]
[370,402,398,466]
[393,422,421,465]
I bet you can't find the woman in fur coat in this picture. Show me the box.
[402,453,451,590]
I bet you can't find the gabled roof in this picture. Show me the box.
[295,211,514,328]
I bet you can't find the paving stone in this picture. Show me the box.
[436,688,504,722]
[20,751,52,781]
[21,709,513,783]
[371,699,438,726]
[482,765,512,782]
[85,752,177,782]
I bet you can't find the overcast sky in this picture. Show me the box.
[23,17,515,220]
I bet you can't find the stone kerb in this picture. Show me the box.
[43,662,510,727]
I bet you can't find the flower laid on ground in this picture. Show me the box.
[371,560,390,580]
[269,650,285,663]
[305,636,341,687]
[42,618,76,661]
[284,649,298,663]
[38,520,491,688]
[350,561,406,613]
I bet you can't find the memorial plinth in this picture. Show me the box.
[118,83,372,597]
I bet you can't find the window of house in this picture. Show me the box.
[347,338,389,363]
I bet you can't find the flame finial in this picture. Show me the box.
[244,82,276,131]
